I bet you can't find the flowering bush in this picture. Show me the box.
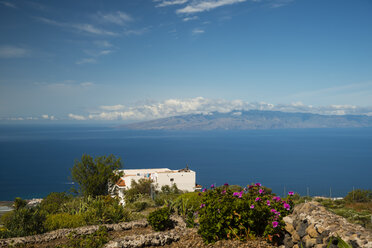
[198,183,294,244]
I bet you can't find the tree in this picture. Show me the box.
[344,189,372,203]
[71,154,122,197]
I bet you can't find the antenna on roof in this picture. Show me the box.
[186,164,189,170]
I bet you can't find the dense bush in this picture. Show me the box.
[124,179,153,203]
[198,183,294,244]
[40,192,71,214]
[172,192,202,227]
[147,207,173,231]
[1,201,46,237]
[44,213,86,231]
[80,196,131,225]
[57,226,109,248]
[344,189,372,203]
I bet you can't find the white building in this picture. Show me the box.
[113,167,199,205]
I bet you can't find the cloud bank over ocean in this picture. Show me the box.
[3,97,371,122]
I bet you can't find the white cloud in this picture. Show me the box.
[76,58,96,65]
[124,27,150,36]
[183,16,199,22]
[98,11,133,25]
[36,17,118,36]
[100,104,126,111]
[176,0,246,14]
[192,28,205,35]
[0,45,29,58]
[87,97,372,121]
[0,1,16,8]
[94,40,113,48]
[41,114,56,120]
[80,82,94,87]
[68,113,87,120]
[156,0,189,7]
[35,80,94,89]
[73,23,118,36]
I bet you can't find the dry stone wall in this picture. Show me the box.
[0,220,148,247]
[283,201,372,248]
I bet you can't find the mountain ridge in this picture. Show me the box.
[119,110,372,130]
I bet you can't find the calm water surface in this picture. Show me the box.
[0,125,371,200]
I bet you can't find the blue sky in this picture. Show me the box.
[0,0,372,122]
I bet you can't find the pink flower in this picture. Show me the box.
[210,184,215,188]
[259,189,264,194]
[255,197,261,202]
[248,185,254,189]
[221,190,226,194]
[272,221,279,228]
[202,188,207,192]
[250,204,255,209]
[284,203,291,211]
[255,183,261,187]
[233,192,239,197]
[273,196,281,202]
[224,183,229,186]
[200,204,206,208]
[238,191,243,198]
[266,200,271,206]
[270,209,276,213]
[288,191,294,196]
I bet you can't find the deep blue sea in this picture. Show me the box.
[0,125,371,200]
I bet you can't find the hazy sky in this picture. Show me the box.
[1,0,372,122]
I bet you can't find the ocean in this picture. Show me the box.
[0,125,371,200]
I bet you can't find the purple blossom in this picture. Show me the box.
[255,183,261,187]
[202,188,207,193]
[200,204,206,208]
[255,197,261,202]
[284,203,291,211]
[250,204,255,209]
[233,192,239,197]
[288,191,294,196]
[248,185,254,189]
[238,191,243,198]
[266,200,271,206]
[221,190,226,194]
[270,209,277,213]
[259,189,264,194]
[224,183,229,186]
[273,196,281,202]
[272,221,279,228]
[210,184,215,189]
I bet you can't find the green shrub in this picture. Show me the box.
[41,192,71,214]
[344,189,372,203]
[0,227,11,239]
[124,179,153,203]
[147,207,173,231]
[82,196,131,225]
[198,183,294,244]
[59,226,109,248]
[44,213,86,231]
[172,192,202,227]
[1,205,46,237]
[59,196,131,225]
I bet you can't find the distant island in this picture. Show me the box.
[120,110,372,130]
